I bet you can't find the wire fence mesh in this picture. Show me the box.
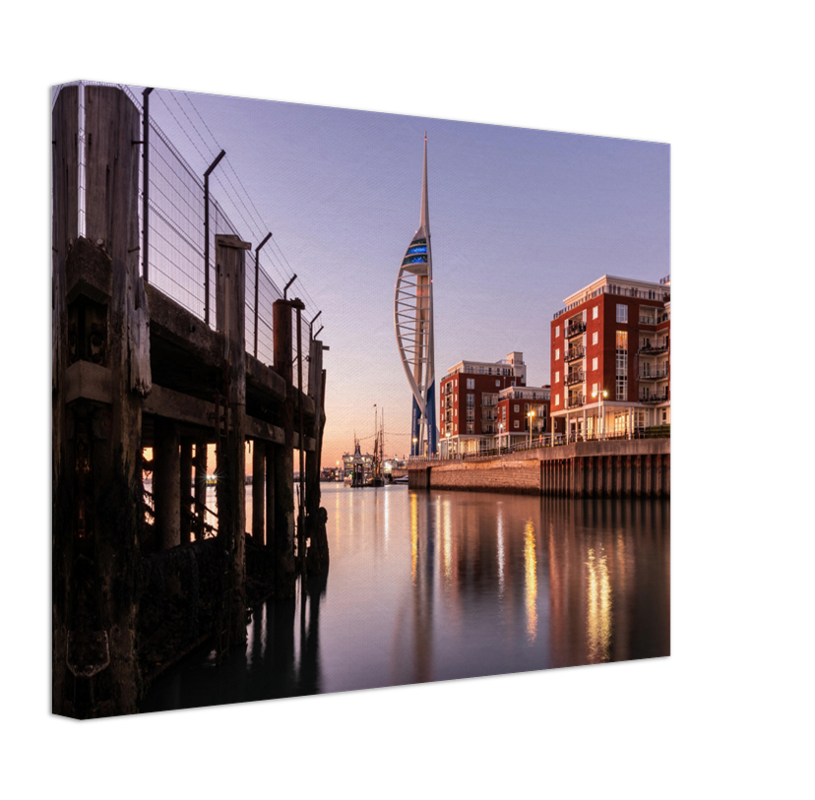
[53,81,320,392]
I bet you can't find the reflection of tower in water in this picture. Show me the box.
[390,492,436,685]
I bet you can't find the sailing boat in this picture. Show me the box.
[368,408,385,487]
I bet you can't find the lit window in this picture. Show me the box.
[592,306,598,320]
[616,331,628,350]
[592,358,598,371]
[592,331,598,346]
[592,383,598,396]
[616,304,628,323]
[514,421,519,429]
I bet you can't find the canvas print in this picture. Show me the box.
[51,82,670,719]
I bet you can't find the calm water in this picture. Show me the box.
[141,485,670,712]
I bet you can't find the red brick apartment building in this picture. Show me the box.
[439,352,529,456]
[496,385,551,450]
[550,275,670,440]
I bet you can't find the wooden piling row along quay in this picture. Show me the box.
[52,86,328,718]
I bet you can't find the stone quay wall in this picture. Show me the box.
[408,439,670,498]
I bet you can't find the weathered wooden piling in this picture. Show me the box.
[214,234,250,646]
[272,298,299,596]
[52,86,146,717]
[306,336,329,572]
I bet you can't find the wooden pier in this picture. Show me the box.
[52,86,328,718]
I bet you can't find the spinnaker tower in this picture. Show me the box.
[394,134,437,457]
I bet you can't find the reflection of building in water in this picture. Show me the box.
[524,520,538,642]
[546,498,670,667]
[391,492,668,686]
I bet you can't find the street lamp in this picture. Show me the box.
[412,437,418,458]
[592,389,608,440]
[527,410,535,447]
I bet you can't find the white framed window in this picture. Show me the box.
[592,357,598,371]
[454,394,457,402]
[514,420,519,429]
[592,383,598,396]
[555,394,560,407]
[514,404,519,413]
[495,380,500,387]
[592,331,598,346]
[454,378,457,387]
[455,409,457,417]
[555,348,560,361]
[466,378,475,389]
[555,371,560,383]
[616,304,628,323]
[616,376,627,400]
[592,306,599,320]
[555,325,560,338]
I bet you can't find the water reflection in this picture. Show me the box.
[141,487,669,712]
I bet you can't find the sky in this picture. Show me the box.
[134,84,670,467]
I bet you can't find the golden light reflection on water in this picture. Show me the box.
[442,499,452,584]
[497,508,506,599]
[524,519,538,642]
[585,546,612,662]
[410,492,418,586]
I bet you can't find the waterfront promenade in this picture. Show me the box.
[407,438,670,497]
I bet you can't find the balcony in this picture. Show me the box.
[566,319,586,338]
[639,391,669,404]
[567,394,585,409]
[639,365,669,380]
[565,345,585,363]
[638,341,669,355]
[639,316,656,326]
[565,369,585,386]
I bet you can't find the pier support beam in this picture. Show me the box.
[194,438,207,540]
[273,297,300,596]
[180,437,193,544]
[252,439,266,545]
[306,337,329,573]
[214,234,250,646]
[154,417,180,549]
